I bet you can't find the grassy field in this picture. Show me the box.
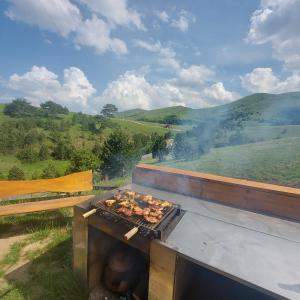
[0,156,70,179]
[242,124,300,142]
[0,209,88,300]
[0,173,132,300]
[111,118,185,135]
[161,136,300,187]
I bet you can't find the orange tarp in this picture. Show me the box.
[0,170,93,198]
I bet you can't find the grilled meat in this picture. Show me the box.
[114,192,122,201]
[133,206,143,215]
[125,191,136,199]
[117,207,133,217]
[105,199,116,207]
[140,194,153,202]
[144,215,159,223]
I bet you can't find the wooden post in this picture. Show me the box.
[73,206,89,283]
[148,242,177,300]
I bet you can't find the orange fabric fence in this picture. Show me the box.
[0,170,93,198]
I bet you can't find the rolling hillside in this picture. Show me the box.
[161,136,300,188]
[118,92,300,124]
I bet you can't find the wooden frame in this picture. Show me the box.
[133,164,300,221]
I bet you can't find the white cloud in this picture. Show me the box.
[93,71,184,111]
[178,65,215,85]
[80,0,145,30]
[203,82,239,104]
[134,40,215,84]
[5,0,81,37]
[5,66,96,110]
[155,9,195,32]
[134,40,180,71]
[5,0,132,55]
[93,69,239,111]
[74,15,127,55]
[247,0,300,70]
[155,11,169,23]
[241,67,300,93]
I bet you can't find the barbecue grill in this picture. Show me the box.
[82,189,184,241]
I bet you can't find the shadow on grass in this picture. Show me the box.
[0,210,72,238]
[3,238,88,300]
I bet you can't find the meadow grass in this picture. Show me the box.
[161,136,300,187]
[0,208,88,300]
[0,156,70,179]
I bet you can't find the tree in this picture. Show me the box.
[52,140,73,160]
[39,145,51,160]
[4,98,37,117]
[164,114,180,125]
[100,130,141,178]
[101,104,118,118]
[0,171,5,179]
[41,163,59,179]
[40,101,68,116]
[17,147,39,163]
[8,166,25,180]
[68,150,99,173]
[152,135,169,162]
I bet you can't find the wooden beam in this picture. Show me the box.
[0,170,93,198]
[0,195,93,216]
[133,164,300,221]
[148,242,177,300]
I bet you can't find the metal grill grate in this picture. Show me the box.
[88,189,184,240]
[94,200,175,231]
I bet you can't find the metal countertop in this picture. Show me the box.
[127,184,300,300]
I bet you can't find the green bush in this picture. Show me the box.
[39,145,51,160]
[8,166,25,180]
[100,130,141,178]
[41,163,60,179]
[68,150,100,173]
[17,147,39,163]
[31,170,40,179]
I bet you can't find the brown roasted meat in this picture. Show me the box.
[117,207,133,217]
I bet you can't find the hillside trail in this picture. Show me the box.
[118,118,183,131]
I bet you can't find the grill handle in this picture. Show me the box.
[82,208,97,219]
[124,227,139,240]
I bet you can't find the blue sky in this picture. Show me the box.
[0,0,300,113]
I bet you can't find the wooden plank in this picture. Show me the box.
[0,170,93,198]
[73,205,89,284]
[148,242,177,300]
[0,195,93,216]
[133,164,300,221]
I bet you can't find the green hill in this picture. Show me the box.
[118,92,300,125]
[118,105,193,122]
[161,136,300,188]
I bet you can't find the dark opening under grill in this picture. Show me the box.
[87,190,184,241]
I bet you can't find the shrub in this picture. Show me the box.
[39,145,51,160]
[17,147,39,163]
[68,150,100,173]
[152,135,169,162]
[8,166,25,180]
[41,163,60,179]
[100,130,141,178]
[31,171,40,179]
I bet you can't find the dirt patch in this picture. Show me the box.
[0,234,28,262]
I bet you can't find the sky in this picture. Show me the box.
[0,0,300,113]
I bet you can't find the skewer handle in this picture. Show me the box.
[124,227,139,240]
[82,208,97,219]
